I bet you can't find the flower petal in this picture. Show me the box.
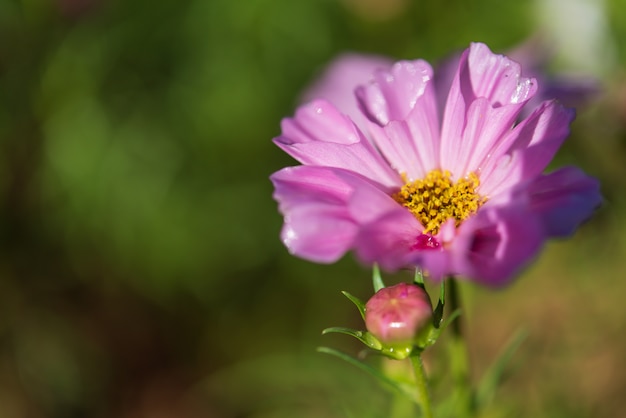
[333,169,428,270]
[279,204,357,263]
[271,166,414,264]
[356,60,436,125]
[353,209,424,271]
[416,248,454,281]
[300,53,393,129]
[374,120,428,179]
[456,97,526,176]
[274,99,401,189]
[332,168,410,224]
[479,100,575,197]
[526,167,602,237]
[440,43,538,176]
[356,60,440,178]
[451,205,545,286]
[460,42,537,106]
[271,166,358,262]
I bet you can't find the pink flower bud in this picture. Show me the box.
[365,283,432,345]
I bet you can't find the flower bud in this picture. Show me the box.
[364,283,432,345]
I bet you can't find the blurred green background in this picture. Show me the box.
[0,0,625,416]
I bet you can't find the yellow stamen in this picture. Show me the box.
[392,169,486,234]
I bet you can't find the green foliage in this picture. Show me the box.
[341,290,367,320]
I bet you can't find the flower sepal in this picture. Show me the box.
[321,326,416,360]
[321,326,383,351]
[419,307,462,348]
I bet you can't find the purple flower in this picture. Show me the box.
[365,283,432,345]
[270,42,601,286]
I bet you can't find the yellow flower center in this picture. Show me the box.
[392,169,486,235]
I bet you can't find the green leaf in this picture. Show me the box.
[372,263,385,292]
[421,308,462,347]
[413,268,425,289]
[439,308,461,331]
[432,282,446,328]
[322,327,383,350]
[321,326,364,337]
[475,328,528,409]
[341,291,366,320]
[317,346,414,400]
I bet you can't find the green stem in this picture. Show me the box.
[410,353,433,418]
[447,278,474,416]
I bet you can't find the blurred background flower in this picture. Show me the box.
[0,0,624,417]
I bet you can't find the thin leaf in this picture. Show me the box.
[432,282,446,328]
[475,328,528,409]
[322,327,365,337]
[422,309,462,347]
[322,327,382,350]
[439,308,462,331]
[413,267,425,289]
[372,263,385,292]
[317,346,412,399]
[341,291,366,320]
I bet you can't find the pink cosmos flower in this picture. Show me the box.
[270,42,601,286]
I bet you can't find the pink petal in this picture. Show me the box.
[332,169,411,224]
[356,60,436,125]
[374,120,429,179]
[280,204,357,263]
[337,169,428,270]
[414,219,457,280]
[463,43,538,106]
[274,100,401,189]
[415,248,454,281]
[356,60,440,178]
[440,43,538,177]
[355,214,459,277]
[271,166,352,211]
[300,53,393,129]
[526,167,602,237]
[451,205,545,286]
[271,166,358,262]
[455,97,525,176]
[271,166,414,265]
[354,210,424,271]
[479,100,575,197]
